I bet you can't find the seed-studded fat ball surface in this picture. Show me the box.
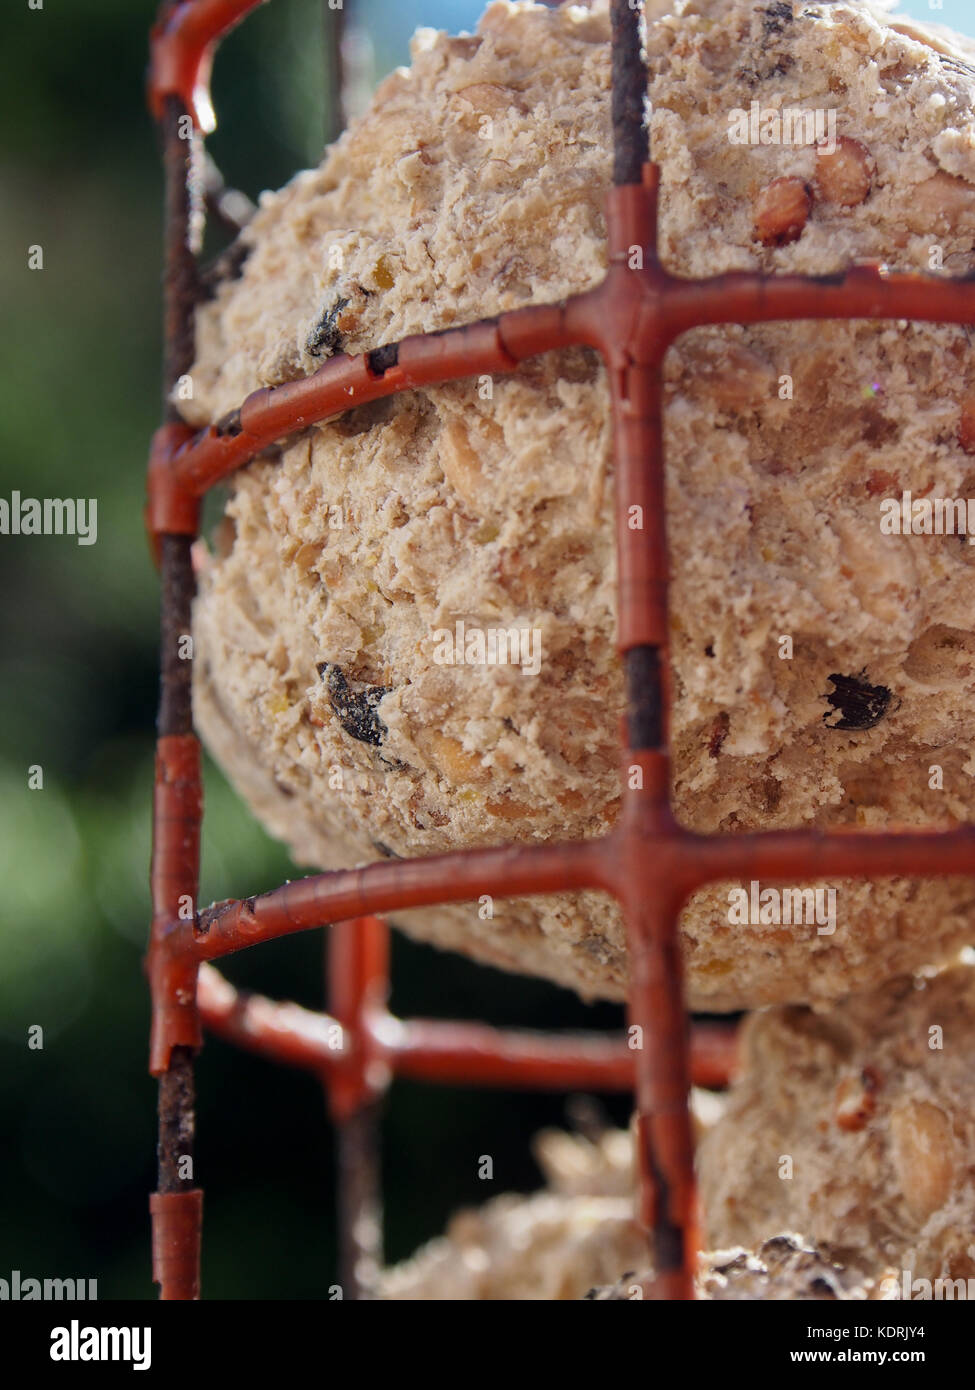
[377,1121,895,1299]
[587,1234,896,1301]
[378,1126,643,1300]
[698,961,975,1281]
[187,0,975,1010]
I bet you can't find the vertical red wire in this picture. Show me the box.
[147,58,207,1297]
[326,917,390,1299]
[605,0,697,1297]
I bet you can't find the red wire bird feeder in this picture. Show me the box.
[145,0,975,1300]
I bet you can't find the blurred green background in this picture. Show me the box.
[0,0,632,1301]
[0,0,961,1302]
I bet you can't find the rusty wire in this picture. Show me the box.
[145,0,975,1301]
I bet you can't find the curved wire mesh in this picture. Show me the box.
[145,0,975,1300]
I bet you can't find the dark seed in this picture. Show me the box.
[823,672,891,731]
[708,710,730,758]
[762,1,794,36]
[306,296,350,358]
[318,662,390,746]
[371,839,401,860]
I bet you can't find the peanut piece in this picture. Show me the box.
[682,341,774,410]
[293,542,320,573]
[556,787,586,810]
[903,171,975,237]
[754,177,812,246]
[441,418,484,511]
[485,796,534,820]
[890,1101,955,1221]
[428,732,490,787]
[815,136,873,206]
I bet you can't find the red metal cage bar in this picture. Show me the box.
[145,0,975,1300]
